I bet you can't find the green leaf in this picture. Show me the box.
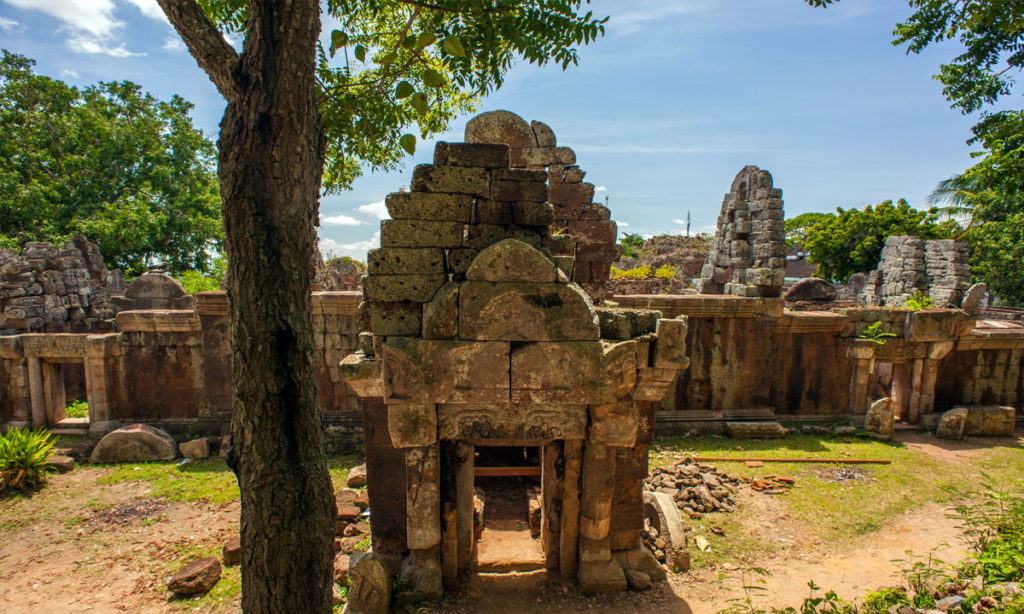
[416,32,436,49]
[421,68,445,88]
[410,93,428,115]
[395,81,414,99]
[399,133,416,155]
[401,35,418,50]
[329,30,348,57]
[354,44,366,62]
[379,51,397,65]
[442,36,466,58]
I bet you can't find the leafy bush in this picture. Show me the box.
[610,265,651,280]
[65,398,88,419]
[904,290,935,311]
[654,264,677,280]
[620,233,645,259]
[949,476,1024,584]
[858,321,897,345]
[0,427,56,491]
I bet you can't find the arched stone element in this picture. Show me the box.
[465,110,536,148]
[466,238,558,283]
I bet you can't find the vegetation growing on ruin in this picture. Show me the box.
[65,398,89,419]
[0,427,56,492]
[802,199,958,283]
[904,290,935,311]
[0,51,222,276]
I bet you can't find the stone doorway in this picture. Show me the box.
[473,445,544,572]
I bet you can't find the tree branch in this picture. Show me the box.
[156,0,240,102]
[395,0,511,14]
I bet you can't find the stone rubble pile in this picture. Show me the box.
[334,487,371,555]
[644,458,740,516]
[859,235,972,308]
[0,235,120,332]
[695,166,786,297]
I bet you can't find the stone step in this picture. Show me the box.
[50,427,89,437]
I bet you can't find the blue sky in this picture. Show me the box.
[0,0,984,260]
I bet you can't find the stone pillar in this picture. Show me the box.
[41,360,66,424]
[541,441,563,571]
[361,398,407,569]
[578,442,626,593]
[891,363,911,422]
[906,358,924,424]
[849,358,874,415]
[454,442,475,574]
[27,356,45,427]
[1,359,31,429]
[401,443,442,601]
[559,439,582,578]
[85,334,120,437]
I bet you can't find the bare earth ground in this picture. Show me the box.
[0,431,1020,613]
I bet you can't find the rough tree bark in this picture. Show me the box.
[156,1,335,612]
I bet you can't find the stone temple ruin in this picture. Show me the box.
[694,165,787,297]
[0,110,1021,602]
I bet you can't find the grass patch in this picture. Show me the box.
[97,459,240,505]
[65,398,88,419]
[165,542,241,613]
[651,433,1024,570]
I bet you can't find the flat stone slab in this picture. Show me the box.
[726,421,787,439]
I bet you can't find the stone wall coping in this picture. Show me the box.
[777,310,849,334]
[194,291,228,316]
[612,294,784,319]
[116,310,200,333]
[0,335,23,359]
[313,291,362,316]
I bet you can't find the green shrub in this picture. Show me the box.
[858,321,897,345]
[904,290,935,311]
[177,270,222,294]
[610,265,651,280]
[0,427,56,491]
[65,398,88,419]
[654,264,676,280]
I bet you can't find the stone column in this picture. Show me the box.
[401,443,443,601]
[41,360,66,424]
[1,359,31,429]
[577,442,626,593]
[27,356,45,427]
[541,441,563,571]
[85,334,120,438]
[559,438,582,578]
[454,441,475,574]
[906,358,924,424]
[891,363,911,422]
[849,358,874,415]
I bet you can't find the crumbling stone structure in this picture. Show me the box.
[0,236,120,333]
[859,236,972,307]
[340,113,690,596]
[695,166,786,297]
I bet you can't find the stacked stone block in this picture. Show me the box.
[0,236,117,333]
[341,112,691,599]
[464,110,620,303]
[858,235,971,307]
[695,166,786,297]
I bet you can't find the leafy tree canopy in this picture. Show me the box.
[785,211,835,248]
[619,232,644,259]
[804,199,959,283]
[199,0,607,192]
[0,50,221,276]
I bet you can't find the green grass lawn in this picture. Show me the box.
[650,433,1024,570]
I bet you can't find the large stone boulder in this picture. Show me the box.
[167,556,221,595]
[936,408,968,440]
[345,552,391,614]
[785,277,837,302]
[90,424,178,463]
[963,405,1016,436]
[864,397,895,440]
[346,464,367,488]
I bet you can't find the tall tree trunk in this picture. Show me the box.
[157,1,334,612]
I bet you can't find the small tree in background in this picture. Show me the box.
[804,199,958,283]
[0,51,221,276]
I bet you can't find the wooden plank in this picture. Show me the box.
[691,456,890,465]
[474,466,541,477]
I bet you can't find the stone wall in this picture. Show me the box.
[695,166,786,297]
[0,236,119,333]
[859,235,972,307]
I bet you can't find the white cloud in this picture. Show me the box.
[618,221,629,227]
[124,0,166,21]
[67,34,142,57]
[357,199,389,220]
[595,186,608,192]
[320,232,379,261]
[0,16,21,32]
[3,0,166,57]
[672,219,687,225]
[321,213,364,226]
[59,69,79,79]
[163,36,185,51]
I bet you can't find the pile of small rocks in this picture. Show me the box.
[645,458,740,516]
[334,487,371,555]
